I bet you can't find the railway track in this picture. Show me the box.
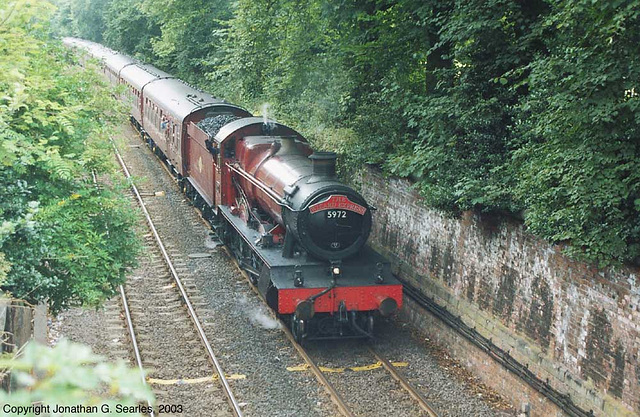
[280,321,441,417]
[368,345,440,417]
[306,341,440,417]
[284,328,440,417]
[111,139,243,417]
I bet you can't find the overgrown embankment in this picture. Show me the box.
[1,0,140,313]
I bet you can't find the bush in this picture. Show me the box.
[0,339,153,411]
[1,0,140,312]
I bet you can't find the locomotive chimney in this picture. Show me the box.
[309,152,337,177]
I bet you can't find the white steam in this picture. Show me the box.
[237,294,282,330]
[261,103,276,133]
[204,234,220,250]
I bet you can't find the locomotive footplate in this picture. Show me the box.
[219,205,403,340]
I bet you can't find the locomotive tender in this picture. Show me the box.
[63,38,402,342]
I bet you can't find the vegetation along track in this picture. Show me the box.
[112,139,243,417]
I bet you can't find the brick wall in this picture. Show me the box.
[358,167,640,417]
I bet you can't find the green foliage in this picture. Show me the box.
[50,0,111,42]
[0,253,9,285]
[0,339,153,410]
[67,0,640,265]
[1,0,140,313]
[511,0,640,266]
[102,0,159,61]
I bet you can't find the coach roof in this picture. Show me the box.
[104,53,136,75]
[120,63,173,91]
[143,78,227,122]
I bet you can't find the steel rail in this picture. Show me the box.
[111,138,244,417]
[119,285,156,417]
[280,323,356,417]
[367,346,440,417]
[92,169,155,416]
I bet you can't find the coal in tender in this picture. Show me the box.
[197,114,239,137]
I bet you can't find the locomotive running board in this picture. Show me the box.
[219,205,321,268]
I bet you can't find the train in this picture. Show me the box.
[63,38,403,342]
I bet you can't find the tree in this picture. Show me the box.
[139,0,233,82]
[0,0,140,313]
[103,0,160,61]
[70,0,111,42]
[512,0,640,266]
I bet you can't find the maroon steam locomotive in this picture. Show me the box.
[63,38,402,342]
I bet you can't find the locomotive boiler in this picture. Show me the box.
[231,129,372,261]
[64,37,403,342]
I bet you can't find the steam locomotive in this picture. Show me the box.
[63,38,402,342]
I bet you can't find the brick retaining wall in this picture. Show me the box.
[358,167,639,417]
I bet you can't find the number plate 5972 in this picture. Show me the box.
[326,210,347,219]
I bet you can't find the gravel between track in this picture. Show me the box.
[306,340,427,417]
[371,319,516,417]
[121,232,232,417]
[52,121,517,417]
